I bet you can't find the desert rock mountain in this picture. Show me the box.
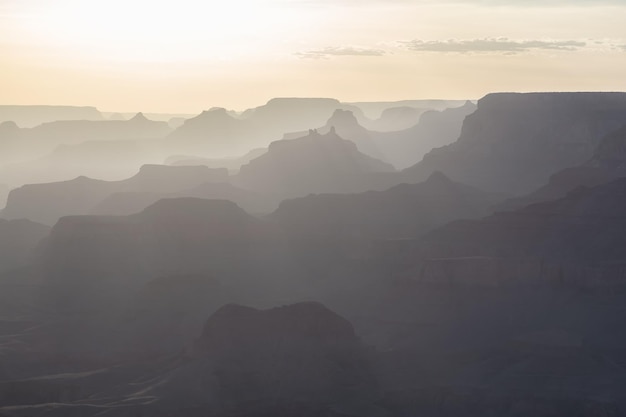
[322,109,384,160]
[41,198,280,282]
[0,138,170,187]
[403,92,626,194]
[419,176,626,265]
[348,99,467,120]
[0,113,172,168]
[271,171,502,240]
[236,129,395,197]
[0,303,376,417]
[38,198,289,314]
[2,165,229,225]
[167,107,250,156]
[240,97,366,130]
[137,302,376,416]
[0,105,103,128]
[498,123,626,211]
[168,98,368,158]
[282,103,476,168]
[91,181,277,216]
[376,100,477,169]
[26,112,171,146]
[371,105,423,131]
[0,121,21,138]
[6,93,626,417]
[283,109,384,160]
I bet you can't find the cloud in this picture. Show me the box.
[403,38,587,54]
[296,46,386,59]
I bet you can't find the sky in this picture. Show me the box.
[1,0,626,113]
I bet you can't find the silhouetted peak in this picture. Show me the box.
[129,112,149,122]
[200,301,357,344]
[425,170,454,186]
[327,109,359,126]
[135,198,251,226]
[0,120,19,131]
[194,107,234,122]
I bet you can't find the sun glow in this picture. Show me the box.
[13,0,308,63]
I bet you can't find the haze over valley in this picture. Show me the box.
[2,1,626,416]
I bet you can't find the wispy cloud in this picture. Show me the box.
[403,38,587,54]
[296,46,386,59]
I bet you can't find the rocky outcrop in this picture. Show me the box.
[141,302,376,415]
[403,92,626,194]
[282,109,385,160]
[236,129,395,197]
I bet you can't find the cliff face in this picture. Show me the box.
[415,177,626,273]
[498,123,626,211]
[403,92,626,194]
[0,219,50,273]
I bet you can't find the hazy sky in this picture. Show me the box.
[1,0,626,113]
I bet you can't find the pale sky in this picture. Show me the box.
[1,0,626,113]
